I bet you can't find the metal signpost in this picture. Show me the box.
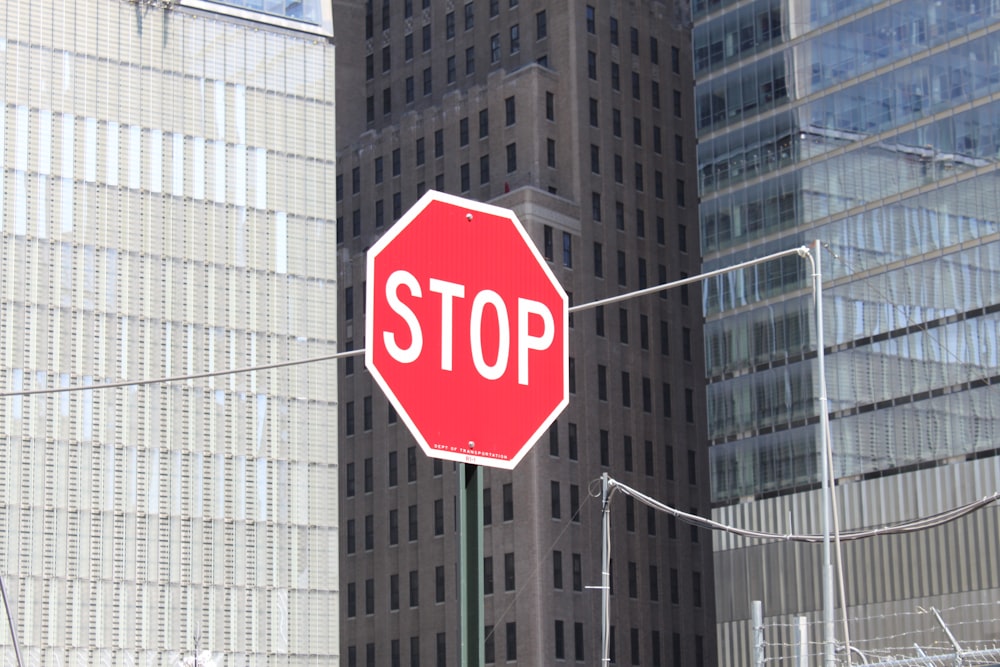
[365,191,570,666]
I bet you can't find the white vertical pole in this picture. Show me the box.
[601,473,611,666]
[751,600,764,667]
[795,617,809,667]
[813,240,836,667]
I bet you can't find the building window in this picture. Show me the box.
[546,91,555,120]
[408,505,418,540]
[505,623,517,661]
[546,138,556,168]
[484,556,494,595]
[479,109,489,138]
[459,117,469,146]
[612,108,621,136]
[505,96,516,125]
[434,498,444,535]
[346,519,356,553]
[465,2,474,29]
[363,456,373,492]
[551,481,561,519]
[415,138,425,166]
[436,633,446,667]
[587,51,597,79]
[591,192,602,220]
[598,365,608,401]
[446,11,455,39]
[405,76,415,103]
[685,388,695,423]
[611,62,620,90]
[345,401,355,436]
[595,305,605,337]
[480,154,490,184]
[504,552,516,590]
[491,34,501,63]
[617,250,627,286]
[489,0,499,17]
[673,89,682,117]
[505,142,517,172]
[630,27,639,55]
[619,307,629,344]
[572,553,583,591]
[671,45,680,74]
[409,570,419,607]
[510,24,520,53]
[569,423,578,460]
[610,16,619,45]
[555,620,565,660]
[457,47,471,76]
[593,242,603,278]
[590,145,601,173]
[447,55,456,83]
[423,67,432,95]
[422,24,431,51]
[460,163,470,191]
[543,225,554,261]
[663,383,672,418]
[586,5,595,33]
[537,10,547,39]
[502,483,513,520]
[435,565,445,602]
[405,33,414,60]
[631,71,640,99]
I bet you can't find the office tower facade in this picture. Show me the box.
[0,1,338,665]
[694,0,1000,663]
[336,0,715,665]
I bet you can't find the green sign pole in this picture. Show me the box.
[458,463,484,667]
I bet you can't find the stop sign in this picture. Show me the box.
[365,190,569,469]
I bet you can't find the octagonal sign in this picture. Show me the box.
[365,190,569,469]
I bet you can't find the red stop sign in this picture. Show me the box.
[365,191,569,469]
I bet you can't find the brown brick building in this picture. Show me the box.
[334,1,715,664]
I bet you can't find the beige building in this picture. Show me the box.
[0,1,338,665]
[335,0,714,665]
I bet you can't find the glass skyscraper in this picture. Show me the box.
[695,0,1000,664]
[697,0,1000,499]
[0,1,338,665]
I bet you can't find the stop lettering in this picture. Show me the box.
[382,270,555,385]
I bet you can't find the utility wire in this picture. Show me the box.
[0,245,812,398]
[606,477,1000,543]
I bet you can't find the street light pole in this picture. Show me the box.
[808,240,836,667]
